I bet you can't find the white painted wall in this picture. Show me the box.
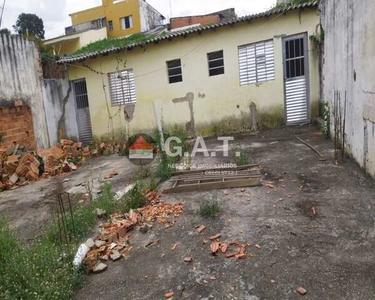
[321,0,375,177]
[42,79,79,145]
[139,0,164,32]
[0,34,50,149]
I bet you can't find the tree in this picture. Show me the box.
[0,28,10,35]
[13,13,45,39]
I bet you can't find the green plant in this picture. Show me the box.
[133,165,153,180]
[103,149,111,156]
[200,200,220,218]
[118,148,127,156]
[0,182,119,299]
[73,33,156,55]
[231,144,250,166]
[269,0,316,11]
[156,152,175,181]
[321,101,330,138]
[119,181,147,213]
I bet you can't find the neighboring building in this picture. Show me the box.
[45,0,165,55]
[170,9,236,30]
[321,0,375,178]
[58,2,320,142]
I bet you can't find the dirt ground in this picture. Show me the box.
[70,125,375,300]
[0,155,134,242]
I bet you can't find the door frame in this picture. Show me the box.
[72,78,94,144]
[282,32,311,125]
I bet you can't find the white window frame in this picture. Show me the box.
[108,69,137,106]
[167,59,183,84]
[207,50,225,77]
[121,15,133,30]
[238,39,275,86]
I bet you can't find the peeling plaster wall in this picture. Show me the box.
[139,0,164,32]
[321,0,375,177]
[0,34,49,149]
[42,79,79,145]
[67,8,320,140]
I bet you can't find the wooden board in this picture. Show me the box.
[163,177,261,194]
[171,164,259,176]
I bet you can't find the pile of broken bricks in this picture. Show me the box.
[196,226,260,259]
[80,191,184,273]
[0,139,127,192]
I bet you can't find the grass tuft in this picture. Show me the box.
[200,200,221,218]
[72,33,156,55]
[0,182,118,300]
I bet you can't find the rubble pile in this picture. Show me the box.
[0,139,125,192]
[209,239,249,259]
[81,192,184,272]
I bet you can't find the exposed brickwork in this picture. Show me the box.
[0,106,36,150]
[170,15,220,30]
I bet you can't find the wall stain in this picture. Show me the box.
[172,92,196,137]
[124,103,136,122]
[58,82,72,140]
[198,92,206,99]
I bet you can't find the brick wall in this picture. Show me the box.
[170,15,220,30]
[0,106,37,150]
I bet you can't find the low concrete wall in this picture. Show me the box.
[321,0,375,177]
[42,79,79,145]
[0,34,49,149]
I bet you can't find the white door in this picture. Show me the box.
[283,33,310,125]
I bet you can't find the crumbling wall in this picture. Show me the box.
[42,79,79,145]
[0,106,36,150]
[320,0,375,177]
[0,34,49,149]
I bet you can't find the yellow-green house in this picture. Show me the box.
[58,2,321,142]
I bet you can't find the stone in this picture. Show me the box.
[85,238,95,248]
[184,256,192,263]
[110,250,121,261]
[296,287,307,295]
[94,208,106,218]
[95,240,106,248]
[139,225,150,234]
[93,263,107,273]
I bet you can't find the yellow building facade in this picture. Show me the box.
[60,4,320,142]
[45,0,164,55]
[70,0,164,39]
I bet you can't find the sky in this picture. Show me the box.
[0,0,276,39]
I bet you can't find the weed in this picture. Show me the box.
[0,182,118,300]
[269,0,315,11]
[73,33,156,55]
[231,144,250,166]
[200,200,220,218]
[103,149,111,156]
[321,102,330,138]
[118,181,147,213]
[118,148,127,156]
[133,165,153,180]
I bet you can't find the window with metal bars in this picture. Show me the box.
[73,80,89,109]
[207,50,224,76]
[167,59,183,84]
[285,38,305,79]
[238,40,275,86]
[108,69,137,106]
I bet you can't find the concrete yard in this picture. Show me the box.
[74,125,375,300]
[2,125,375,299]
[0,155,134,242]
